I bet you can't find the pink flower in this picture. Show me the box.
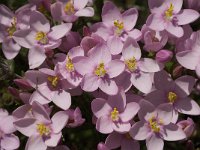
[0,109,20,150]
[65,107,85,128]
[122,38,163,93]
[130,100,186,150]
[146,71,200,122]
[74,43,125,95]
[141,24,168,52]
[91,1,141,43]
[25,68,71,110]
[97,142,110,150]
[176,31,200,77]
[51,0,94,22]
[177,118,195,138]
[156,49,173,63]
[13,10,72,69]
[91,89,140,134]
[0,5,30,59]
[55,46,84,88]
[147,0,199,37]
[14,102,69,150]
[105,132,140,150]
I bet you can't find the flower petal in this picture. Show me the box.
[1,134,20,150]
[146,134,164,150]
[96,116,113,134]
[177,9,199,25]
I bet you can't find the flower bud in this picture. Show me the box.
[14,79,33,90]
[177,118,195,138]
[156,49,173,63]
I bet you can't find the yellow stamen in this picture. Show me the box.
[47,76,59,87]
[165,3,174,19]
[114,20,124,35]
[94,63,106,77]
[64,1,75,15]
[66,56,74,72]
[35,31,48,44]
[168,92,177,103]
[37,123,51,136]
[7,17,17,36]
[149,117,160,133]
[125,57,137,72]
[111,108,119,121]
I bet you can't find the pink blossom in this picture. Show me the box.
[0,109,20,150]
[91,89,140,134]
[14,102,68,150]
[13,10,72,69]
[147,0,199,37]
[130,100,186,150]
[51,0,94,22]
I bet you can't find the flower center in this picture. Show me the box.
[64,1,75,15]
[35,31,48,44]
[47,76,59,87]
[7,17,17,36]
[125,57,137,72]
[165,3,174,19]
[66,56,74,72]
[110,108,119,121]
[168,91,177,103]
[149,117,161,133]
[114,20,124,35]
[37,123,51,136]
[94,63,106,77]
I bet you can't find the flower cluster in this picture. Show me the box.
[0,0,200,150]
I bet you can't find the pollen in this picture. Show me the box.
[149,117,160,133]
[7,17,17,36]
[110,108,119,121]
[168,91,177,103]
[48,76,59,87]
[66,56,74,72]
[125,57,137,72]
[37,123,51,136]
[94,63,106,77]
[114,20,124,35]
[165,3,174,19]
[64,1,75,15]
[35,31,48,44]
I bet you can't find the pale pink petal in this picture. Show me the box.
[146,14,165,31]
[105,132,122,149]
[52,90,71,110]
[91,98,112,118]
[122,8,138,31]
[176,50,199,70]
[75,7,94,17]
[113,122,131,133]
[50,2,62,22]
[28,46,46,69]
[162,123,186,141]
[138,100,155,121]
[120,102,140,122]
[122,37,141,60]
[106,60,125,78]
[48,23,72,40]
[1,134,19,150]
[0,116,16,134]
[45,133,61,147]
[30,11,50,32]
[146,134,164,150]
[0,5,14,26]
[2,38,20,59]
[175,75,196,95]
[176,97,200,115]
[107,36,123,55]
[51,111,69,133]
[81,74,100,92]
[68,46,84,58]
[96,116,113,134]
[177,9,199,25]
[99,79,118,95]
[14,118,37,137]
[25,135,47,150]
[129,121,150,140]
[166,23,184,38]
[102,1,122,27]
[74,0,88,10]
[139,58,162,73]
[131,72,153,94]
